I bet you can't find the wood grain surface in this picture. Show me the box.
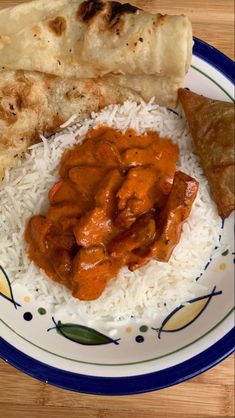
[0,1,234,417]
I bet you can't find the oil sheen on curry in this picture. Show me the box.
[25,126,199,301]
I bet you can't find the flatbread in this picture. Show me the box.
[0,70,142,180]
[0,1,193,181]
[107,73,184,105]
[179,88,235,218]
[0,0,193,79]
[0,68,185,181]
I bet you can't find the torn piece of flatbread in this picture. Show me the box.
[179,88,234,219]
[0,0,193,79]
[0,70,141,180]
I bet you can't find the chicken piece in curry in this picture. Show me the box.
[25,126,198,301]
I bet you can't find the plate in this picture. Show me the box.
[0,38,234,395]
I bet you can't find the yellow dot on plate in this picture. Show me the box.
[125,327,133,333]
[219,263,226,271]
[24,296,30,302]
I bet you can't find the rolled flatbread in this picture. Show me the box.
[0,0,193,79]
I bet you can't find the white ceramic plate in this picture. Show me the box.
[0,38,234,394]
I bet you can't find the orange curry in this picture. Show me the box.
[25,126,199,301]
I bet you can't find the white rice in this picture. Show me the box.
[0,100,221,327]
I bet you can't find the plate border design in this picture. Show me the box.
[0,328,234,395]
[193,37,234,83]
[0,307,233,367]
[0,38,234,394]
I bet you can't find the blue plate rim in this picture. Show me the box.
[0,329,234,395]
[0,38,234,395]
[193,37,234,83]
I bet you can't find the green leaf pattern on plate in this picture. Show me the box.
[48,317,120,346]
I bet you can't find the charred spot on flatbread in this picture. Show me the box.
[0,103,18,125]
[44,113,64,136]
[48,16,67,36]
[77,1,139,28]
[65,87,85,100]
[107,2,139,31]
[43,74,57,91]
[1,75,34,112]
[156,14,167,25]
[31,25,42,39]
[109,2,139,23]
[77,1,104,22]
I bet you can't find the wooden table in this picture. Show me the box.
[0,1,234,417]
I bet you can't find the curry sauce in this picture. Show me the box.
[25,126,198,300]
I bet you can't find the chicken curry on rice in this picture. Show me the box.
[25,126,198,301]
